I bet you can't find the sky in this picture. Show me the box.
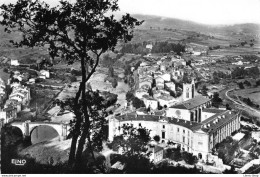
[1,0,260,25]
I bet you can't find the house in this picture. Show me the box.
[148,145,164,163]
[232,61,243,66]
[161,73,171,82]
[157,95,176,108]
[135,89,148,99]
[155,77,164,89]
[146,44,153,50]
[0,106,17,123]
[139,80,152,90]
[10,59,19,66]
[143,95,158,110]
[40,70,50,78]
[165,82,176,92]
[192,51,201,56]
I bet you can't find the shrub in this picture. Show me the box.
[153,135,160,142]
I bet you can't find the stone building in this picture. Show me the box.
[108,109,240,161]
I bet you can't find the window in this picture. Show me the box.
[163,125,165,129]
[183,136,185,143]
[188,131,190,136]
[177,128,180,132]
[198,142,203,145]
[139,123,141,127]
[162,132,165,139]
[183,130,185,134]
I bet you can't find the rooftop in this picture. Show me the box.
[170,95,211,110]
[200,110,239,133]
[203,108,225,114]
[114,112,201,131]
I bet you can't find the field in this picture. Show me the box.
[0,68,10,83]
[234,87,260,105]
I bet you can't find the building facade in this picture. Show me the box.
[109,109,240,161]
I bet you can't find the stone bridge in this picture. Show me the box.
[11,121,70,142]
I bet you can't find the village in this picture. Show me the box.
[0,0,260,173]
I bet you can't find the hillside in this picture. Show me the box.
[0,14,259,61]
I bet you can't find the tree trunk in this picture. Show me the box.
[68,82,83,168]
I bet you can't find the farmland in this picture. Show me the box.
[234,87,260,105]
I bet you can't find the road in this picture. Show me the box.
[225,88,260,116]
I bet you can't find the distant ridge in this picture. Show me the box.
[130,14,260,35]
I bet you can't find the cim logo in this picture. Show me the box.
[11,159,26,166]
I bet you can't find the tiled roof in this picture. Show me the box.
[114,113,201,131]
[170,96,210,110]
[200,110,239,133]
[203,108,225,114]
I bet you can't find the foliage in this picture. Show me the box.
[0,0,142,171]
[152,161,202,174]
[111,78,118,88]
[126,91,145,109]
[153,135,160,142]
[182,152,198,165]
[237,82,244,89]
[120,42,149,55]
[212,92,222,108]
[216,137,239,164]
[108,67,115,78]
[108,125,153,173]
[151,42,185,55]
[232,66,260,79]
[243,80,251,87]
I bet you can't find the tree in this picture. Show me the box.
[153,135,160,142]
[108,66,115,78]
[250,43,254,47]
[0,0,142,171]
[212,92,222,108]
[108,125,153,173]
[201,85,208,96]
[244,80,251,87]
[111,78,118,88]
[132,97,145,109]
[238,82,244,89]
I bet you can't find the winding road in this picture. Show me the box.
[225,88,260,116]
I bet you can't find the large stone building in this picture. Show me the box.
[166,95,212,123]
[109,109,240,161]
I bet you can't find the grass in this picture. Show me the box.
[0,68,10,83]
[234,87,260,105]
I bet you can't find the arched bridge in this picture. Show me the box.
[11,121,70,142]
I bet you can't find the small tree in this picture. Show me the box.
[108,125,153,173]
[238,82,244,89]
[108,66,115,78]
[111,78,118,88]
[153,135,160,142]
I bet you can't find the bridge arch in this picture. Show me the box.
[30,125,60,144]
[10,121,69,143]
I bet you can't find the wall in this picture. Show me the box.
[166,108,191,121]
[193,131,210,160]
[201,112,216,122]
[108,117,210,160]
